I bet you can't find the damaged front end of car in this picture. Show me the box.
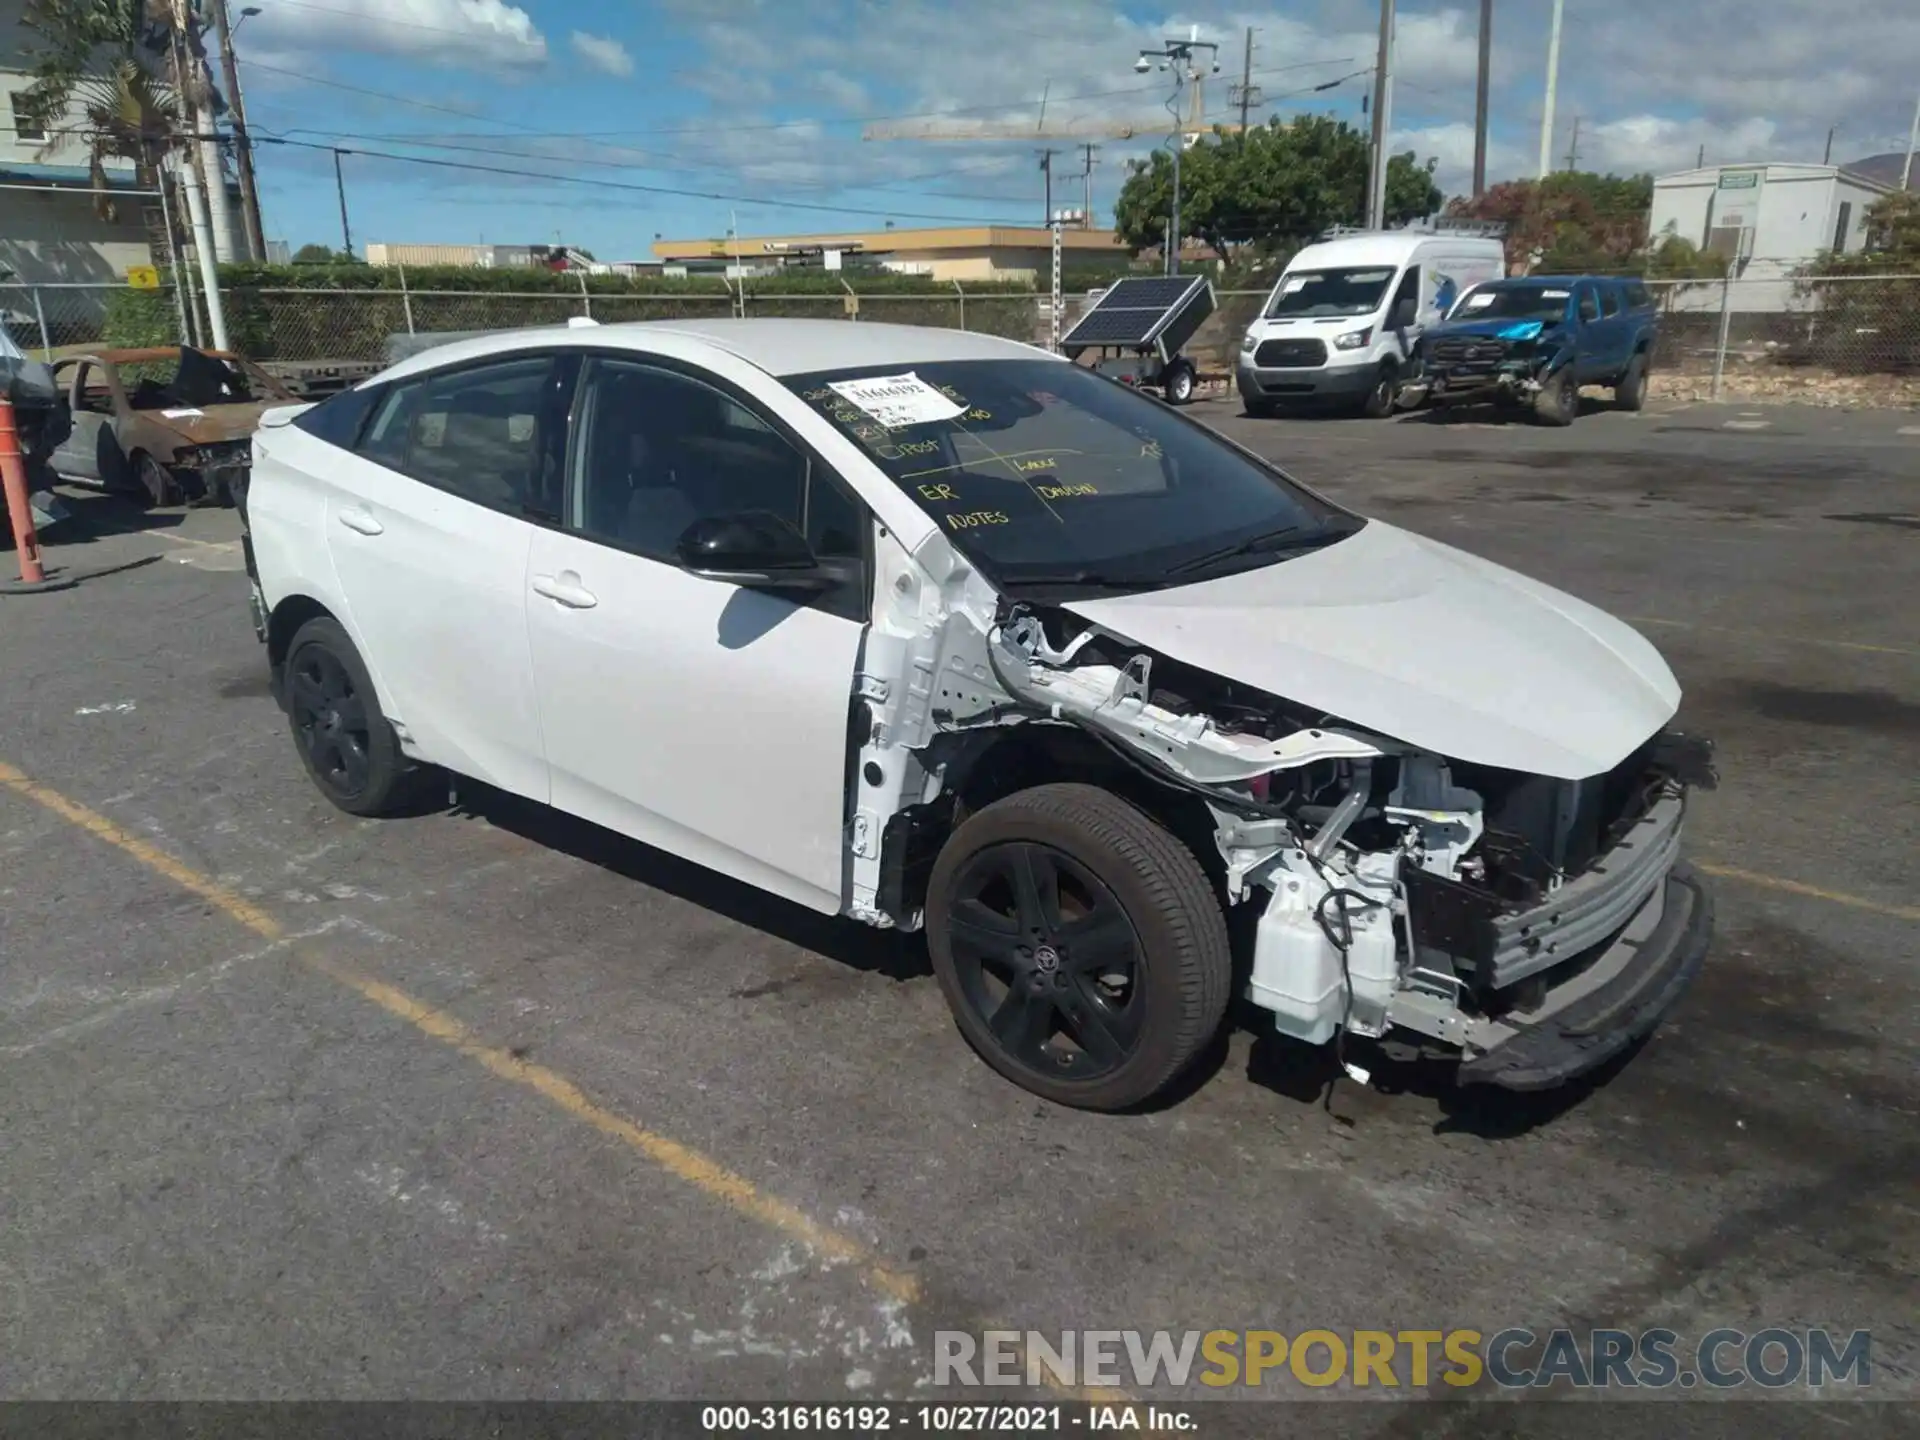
[849,552,1715,1091]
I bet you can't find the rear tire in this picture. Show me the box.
[1163,360,1195,405]
[927,783,1231,1111]
[1615,352,1648,411]
[283,617,427,818]
[1242,396,1279,419]
[1533,368,1577,426]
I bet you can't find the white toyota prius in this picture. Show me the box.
[241,318,1715,1110]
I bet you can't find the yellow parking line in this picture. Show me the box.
[1628,616,1918,658]
[0,759,919,1307]
[1694,861,1920,923]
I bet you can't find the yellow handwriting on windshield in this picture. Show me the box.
[918,483,959,501]
[1035,482,1097,500]
[1013,456,1057,474]
[945,510,1008,530]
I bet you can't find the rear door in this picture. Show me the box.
[319,353,569,801]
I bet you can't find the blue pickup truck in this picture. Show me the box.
[1401,275,1660,425]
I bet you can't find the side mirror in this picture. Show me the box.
[675,510,833,592]
[1392,297,1418,330]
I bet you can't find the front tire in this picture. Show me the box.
[1533,367,1577,426]
[926,783,1231,1111]
[1357,362,1398,419]
[131,451,176,507]
[283,616,423,817]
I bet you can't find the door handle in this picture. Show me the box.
[337,507,384,536]
[532,572,598,610]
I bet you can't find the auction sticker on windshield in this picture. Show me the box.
[827,372,966,430]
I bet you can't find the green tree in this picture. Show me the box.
[291,243,345,264]
[1442,172,1654,273]
[1111,116,1442,262]
[16,0,183,227]
[1797,190,1920,372]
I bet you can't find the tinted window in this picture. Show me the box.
[786,361,1357,596]
[1623,281,1653,311]
[1267,267,1397,318]
[571,357,864,564]
[358,357,553,511]
[293,383,382,449]
[1600,285,1622,317]
[1452,285,1571,321]
[1577,287,1600,323]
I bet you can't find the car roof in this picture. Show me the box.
[1286,232,1502,271]
[1478,275,1628,289]
[375,318,1061,385]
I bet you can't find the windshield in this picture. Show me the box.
[116,347,285,409]
[1265,267,1397,318]
[1448,285,1571,322]
[785,360,1360,595]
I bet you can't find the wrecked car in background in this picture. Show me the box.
[46,345,297,506]
[243,319,1714,1112]
[1401,276,1661,425]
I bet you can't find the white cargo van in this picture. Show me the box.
[1237,231,1505,417]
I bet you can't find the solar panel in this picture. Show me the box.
[1060,275,1215,354]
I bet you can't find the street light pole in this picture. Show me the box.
[1137,27,1220,277]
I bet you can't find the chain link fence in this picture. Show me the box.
[7,274,1916,406]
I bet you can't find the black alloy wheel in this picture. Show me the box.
[288,642,372,802]
[944,840,1147,1081]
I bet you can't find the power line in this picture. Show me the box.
[254,135,1043,223]
[243,56,1361,142]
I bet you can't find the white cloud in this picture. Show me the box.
[246,0,547,72]
[570,31,635,78]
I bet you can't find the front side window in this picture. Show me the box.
[1600,286,1622,317]
[1266,267,1397,318]
[786,361,1359,596]
[357,357,553,512]
[570,357,865,564]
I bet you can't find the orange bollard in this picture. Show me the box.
[0,396,47,585]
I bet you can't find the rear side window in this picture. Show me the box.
[1623,281,1653,311]
[292,383,382,449]
[356,357,555,513]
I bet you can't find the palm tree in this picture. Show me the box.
[16,0,184,240]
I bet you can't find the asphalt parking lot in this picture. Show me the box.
[2,394,1916,1426]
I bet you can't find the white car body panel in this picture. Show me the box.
[1063,520,1680,780]
[325,447,551,801]
[525,526,864,915]
[245,319,1705,1083]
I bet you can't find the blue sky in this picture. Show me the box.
[232,0,1920,258]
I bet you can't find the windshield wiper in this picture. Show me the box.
[1001,570,1171,593]
[1166,518,1362,578]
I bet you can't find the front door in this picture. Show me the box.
[525,354,871,914]
[1572,283,1607,383]
[320,353,566,802]
[48,360,119,485]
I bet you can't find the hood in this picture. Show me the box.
[149,401,277,446]
[1062,521,1679,780]
[1430,317,1555,342]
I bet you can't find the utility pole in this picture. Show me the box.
[1037,148,1059,225]
[1905,92,1918,190]
[1137,28,1221,275]
[1366,0,1396,229]
[1564,115,1581,172]
[1472,0,1492,197]
[1234,27,1264,137]
[167,0,227,348]
[1538,0,1564,178]
[1697,143,1706,169]
[1823,126,1838,166]
[1079,143,1099,228]
[209,0,264,260]
[333,149,354,258]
